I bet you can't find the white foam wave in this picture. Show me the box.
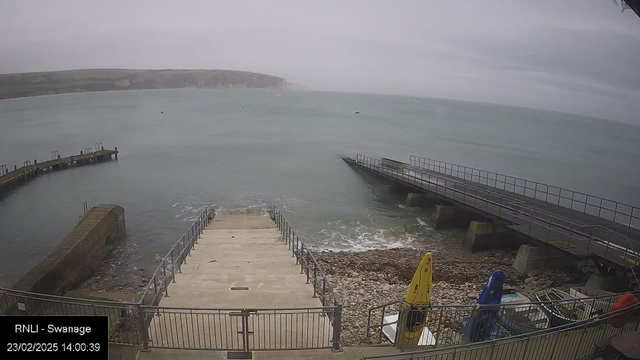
[318,223,418,252]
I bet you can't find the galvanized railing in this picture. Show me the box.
[271,204,343,309]
[0,287,340,352]
[1,204,344,352]
[409,155,640,230]
[404,154,640,284]
[355,155,640,270]
[366,290,640,349]
[141,305,338,351]
[363,301,640,360]
[0,287,143,346]
[140,205,214,306]
[271,204,343,350]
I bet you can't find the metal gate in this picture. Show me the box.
[142,306,340,353]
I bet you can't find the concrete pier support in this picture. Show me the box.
[430,205,477,230]
[405,193,442,208]
[585,274,629,293]
[465,221,518,252]
[512,244,577,275]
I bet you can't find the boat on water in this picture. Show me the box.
[499,289,550,334]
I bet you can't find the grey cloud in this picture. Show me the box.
[0,0,639,123]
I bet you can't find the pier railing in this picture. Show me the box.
[409,155,640,230]
[140,205,214,306]
[366,290,640,349]
[355,155,640,271]
[364,301,640,360]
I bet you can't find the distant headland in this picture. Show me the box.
[0,68,305,100]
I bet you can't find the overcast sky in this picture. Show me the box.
[1,0,639,123]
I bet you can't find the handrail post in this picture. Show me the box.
[292,235,296,258]
[306,251,311,284]
[300,243,304,273]
[137,304,150,351]
[332,304,342,352]
[162,259,169,297]
[171,251,176,282]
[313,262,318,298]
[322,277,327,306]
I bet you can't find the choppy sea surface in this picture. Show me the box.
[1,89,639,286]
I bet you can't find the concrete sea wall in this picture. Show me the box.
[12,204,126,295]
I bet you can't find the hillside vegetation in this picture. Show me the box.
[0,69,294,99]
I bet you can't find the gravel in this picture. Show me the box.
[316,247,587,346]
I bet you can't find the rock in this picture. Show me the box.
[527,269,542,277]
[313,245,585,347]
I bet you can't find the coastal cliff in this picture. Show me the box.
[0,69,297,100]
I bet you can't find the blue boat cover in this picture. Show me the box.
[477,270,505,305]
[464,270,506,343]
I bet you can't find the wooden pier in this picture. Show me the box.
[0,147,118,196]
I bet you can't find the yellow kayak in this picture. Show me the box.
[402,252,432,346]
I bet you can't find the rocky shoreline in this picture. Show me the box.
[316,247,588,346]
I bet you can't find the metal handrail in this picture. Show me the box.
[355,155,640,269]
[271,204,343,351]
[140,305,339,311]
[271,204,342,306]
[139,205,213,306]
[364,301,640,359]
[367,288,640,315]
[409,155,640,229]
[366,290,640,341]
[0,286,139,307]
